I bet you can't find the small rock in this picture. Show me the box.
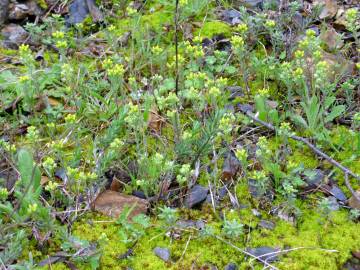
[220,9,242,25]
[258,220,275,230]
[222,152,241,180]
[184,185,208,208]
[224,262,238,270]
[252,209,262,217]
[8,0,43,20]
[327,196,340,211]
[0,0,9,26]
[227,86,244,100]
[348,190,360,210]
[1,24,29,49]
[316,0,338,19]
[303,169,325,190]
[153,247,170,262]
[246,247,280,263]
[328,185,347,202]
[92,190,148,219]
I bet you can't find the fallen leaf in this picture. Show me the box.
[92,190,148,218]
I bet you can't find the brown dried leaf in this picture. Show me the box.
[92,190,148,218]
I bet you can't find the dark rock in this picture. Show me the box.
[246,247,280,263]
[327,196,340,211]
[1,24,29,49]
[132,190,147,199]
[176,219,205,230]
[258,220,275,230]
[184,185,208,208]
[153,247,170,262]
[224,262,238,270]
[303,169,325,190]
[0,0,9,26]
[328,185,347,202]
[65,0,103,25]
[227,86,244,100]
[66,0,89,25]
[222,152,241,180]
[8,0,42,20]
[221,9,242,25]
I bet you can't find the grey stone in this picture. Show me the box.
[246,247,280,263]
[154,247,170,262]
[258,220,275,230]
[1,24,29,49]
[0,0,9,26]
[224,262,238,270]
[329,185,347,202]
[184,185,208,208]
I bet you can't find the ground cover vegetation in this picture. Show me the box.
[0,0,359,269]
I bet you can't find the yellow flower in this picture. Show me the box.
[52,31,65,39]
[294,50,304,59]
[230,35,244,49]
[64,114,76,124]
[126,6,137,16]
[236,23,248,33]
[45,181,58,192]
[56,40,68,49]
[265,20,276,28]
[108,64,125,76]
[151,45,163,55]
[19,75,30,83]
[108,25,116,32]
[19,44,30,54]
[27,203,38,214]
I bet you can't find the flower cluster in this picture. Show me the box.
[219,113,235,135]
[314,60,329,89]
[0,139,16,153]
[64,113,76,124]
[184,41,204,58]
[26,126,40,142]
[45,181,58,192]
[125,102,140,126]
[176,163,192,185]
[264,19,276,28]
[0,188,9,201]
[42,157,56,173]
[344,8,359,33]
[230,35,244,50]
[157,92,179,110]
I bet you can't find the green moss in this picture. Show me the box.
[37,0,48,9]
[194,21,232,38]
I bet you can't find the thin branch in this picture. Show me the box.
[239,107,360,203]
[175,0,179,94]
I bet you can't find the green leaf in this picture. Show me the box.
[325,105,345,123]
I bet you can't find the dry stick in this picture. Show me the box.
[213,235,278,270]
[174,0,179,94]
[240,108,360,203]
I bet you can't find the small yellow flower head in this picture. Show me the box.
[287,160,298,171]
[235,148,247,161]
[108,24,116,32]
[108,64,125,77]
[87,172,98,180]
[258,88,270,97]
[56,40,68,49]
[42,157,56,172]
[294,50,304,59]
[208,86,221,99]
[19,75,30,83]
[356,63,360,70]
[265,19,276,28]
[293,67,303,78]
[110,138,124,149]
[64,114,76,124]
[353,112,360,122]
[313,50,322,60]
[52,31,65,39]
[236,23,248,33]
[126,6,137,16]
[76,23,84,30]
[345,8,358,22]
[230,35,244,49]
[47,122,55,129]
[179,0,188,7]
[305,29,316,38]
[0,187,9,201]
[19,44,30,54]
[103,58,113,69]
[151,45,163,55]
[45,181,58,192]
[27,203,38,214]
[26,126,39,141]
[193,36,202,44]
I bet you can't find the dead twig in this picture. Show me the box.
[239,107,360,203]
